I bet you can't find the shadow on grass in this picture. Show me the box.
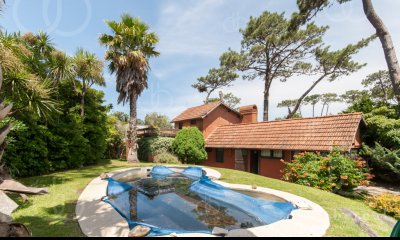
[13,201,83,237]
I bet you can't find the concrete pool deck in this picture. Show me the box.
[75,167,330,237]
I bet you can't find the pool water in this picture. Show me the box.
[105,167,295,235]
[121,176,272,231]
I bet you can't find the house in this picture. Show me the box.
[172,101,366,179]
[172,101,257,138]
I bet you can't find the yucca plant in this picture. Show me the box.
[0,65,12,183]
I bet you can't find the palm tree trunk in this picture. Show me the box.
[80,93,85,118]
[127,91,139,163]
[80,80,86,118]
[362,0,400,110]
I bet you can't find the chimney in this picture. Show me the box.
[239,105,258,124]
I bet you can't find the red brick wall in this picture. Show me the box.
[203,148,292,180]
[174,119,203,132]
[353,127,362,148]
[258,151,291,179]
[203,148,236,169]
[202,106,241,138]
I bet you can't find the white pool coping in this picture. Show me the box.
[75,167,330,237]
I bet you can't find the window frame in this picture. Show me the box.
[260,149,284,159]
[272,150,283,159]
[260,149,272,158]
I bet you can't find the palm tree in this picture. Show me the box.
[73,48,105,118]
[0,32,58,119]
[47,50,75,86]
[99,14,159,163]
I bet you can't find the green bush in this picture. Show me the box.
[363,143,400,183]
[137,137,174,161]
[2,83,109,177]
[366,193,400,219]
[282,150,373,192]
[153,152,181,164]
[171,127,207,164]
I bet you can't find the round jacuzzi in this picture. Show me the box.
[76,166,330,237]
[103,166,295,236]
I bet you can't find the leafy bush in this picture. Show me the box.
[363,143,400,183]
[105,115,125,159]
[137,137,174,161]
[366,193,400,219]
[171,127,207,164]
[1,118,52,177]
[153,152,181,164]
[2,83,109,177]
[282,150,373,192]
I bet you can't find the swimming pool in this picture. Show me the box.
[102,166,295,236]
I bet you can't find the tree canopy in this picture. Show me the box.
[224,11,327,121]
[144,112,172,129]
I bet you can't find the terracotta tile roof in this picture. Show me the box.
[172,101,239,122]
[205,113,365,152]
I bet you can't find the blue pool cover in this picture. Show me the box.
[102,166,296,236]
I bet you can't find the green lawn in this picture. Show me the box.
[10,160,395,237]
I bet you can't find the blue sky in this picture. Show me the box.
[1,0,400,121]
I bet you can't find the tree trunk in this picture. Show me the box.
[80,80,86,118]
[127,91,139,163]
[287,75,325,119]
[326,104,330,116]
[321,104,326,117]
[312,104,315,117]
[80,93,85,118]
[362,0,400,110]
[263,78,272,122]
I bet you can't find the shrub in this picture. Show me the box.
[362,143,400,183]
[366,193,400,219]
[171,127,207,164]
[282,150,373,192]
[137,137,174,161]
[153,153,181,164]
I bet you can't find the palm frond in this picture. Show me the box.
[100,14,159,105]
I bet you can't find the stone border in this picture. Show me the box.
[76,167,329,237]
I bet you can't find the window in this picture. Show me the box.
[235,149,248,161]
[273,150,283,159]
[206,148,213,153]
[190,119,197,125]
[178,122,183,129]
[261,149,283,159]
[216,149,224,163]
[260,149,272,158]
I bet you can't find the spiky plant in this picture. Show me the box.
[0,66,12,183]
